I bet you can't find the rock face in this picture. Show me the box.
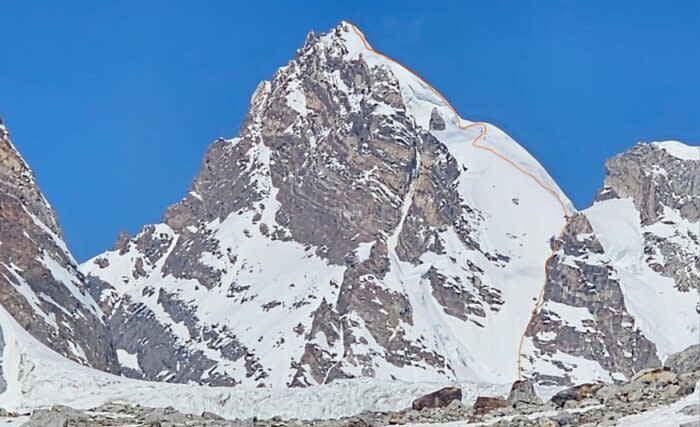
[0,123,118,372]
[472,396,508,416]
[412,387,462,410]
[666,345,700,375]
[523,213,660,385]
[507,380,542,408]
[0,325,5,394]
[550,383,602,408]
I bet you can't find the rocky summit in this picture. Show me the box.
[0,21,698,427]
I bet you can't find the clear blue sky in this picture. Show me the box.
[1,1,698,261]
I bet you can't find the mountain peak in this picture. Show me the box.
[295,21,371,64]
[80,21,580,387]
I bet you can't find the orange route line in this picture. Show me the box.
[348,22,572,380]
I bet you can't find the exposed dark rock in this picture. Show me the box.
[22,406,84,427]
[112,230,131,253]
[551,383,603,408]
[507,380,542,408]
[666,344,700,375]
[472,396,508,416]
[412,387,462,410]
[0,325,5,395]
[429,108,445,131]
[630,367,677,385]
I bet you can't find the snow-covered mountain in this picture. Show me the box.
[75,21,698,390]
[0,22,695,407]
[0,122,119,379]
[80,22,572,388]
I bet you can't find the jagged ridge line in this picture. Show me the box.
[347,22,572,380]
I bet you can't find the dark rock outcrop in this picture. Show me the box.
[551,383,603,408]
[666,344,700,375]
[0,325,5,394]
[472,396,508,416]
[507,380,542,408]
[412,387,462,410]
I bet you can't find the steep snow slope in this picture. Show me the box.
[82,21,573,387]
[0,305,508,419]
[653,140,699,161]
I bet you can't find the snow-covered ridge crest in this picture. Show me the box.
[651,140,699,161]
[335,21,574,212]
